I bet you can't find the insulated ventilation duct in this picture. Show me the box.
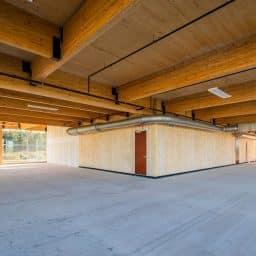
[67,115,238,136]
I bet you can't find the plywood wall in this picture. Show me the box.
[239,138,256,163]
[155,125,236,176]
[79,127,135,173]
[79,125,157,176]
[47,126,79,167]
[47,124,253,177]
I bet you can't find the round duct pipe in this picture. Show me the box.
[67,115,238,136]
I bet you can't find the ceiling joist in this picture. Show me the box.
[0,1,60,58]
[0,107,88,123]
[118,35,256,101]
[167,80,256,114]
[216,114,256,125]
[0,52,151,114]
[194,101,256,121]
[0,114,77,127]
[0,97,100,120]
[32,0,137,80]
[0,89,113,115]
[0,74,152,114]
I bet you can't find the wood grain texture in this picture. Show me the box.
[32,0,137,80]
[0,114,76,127]
[195,101,256,120]
[0,53,150,114]
[0,1,59,58]
[0,122,46,131]
[155,125,236,176]
[239,138,256,162]
[167,80,256,113]
[0,107,90,123]
[79,127,136,173]
[216,114,256,125]
[0,89,112,115]
[47,126,79,167]
[5,0,83,26]
[0,97,99,120]
[0,75,150,114]
[119,36,256,101]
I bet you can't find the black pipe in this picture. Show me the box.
[157,67,256,95]
[87,0,235,79]
[0,71,142,109]
[0,71,221,127]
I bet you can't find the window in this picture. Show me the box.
[2,129,46,163]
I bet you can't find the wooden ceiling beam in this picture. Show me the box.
[0,1,59,58]
[167,81,256,114]
[0,51,114,101]
[0,53,150,114]
[0,75,150,114]
[0,107,87,123]
[0,97,100,120]
[194,101,256,121]
[0,89,112,115]
[32,0,136,80]
[216,114,256,125]
[0,114,77,127]
[118,35,256,101]
[47,71,113,99]
[0,122,46,131]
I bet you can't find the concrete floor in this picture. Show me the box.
[0,164,256,256]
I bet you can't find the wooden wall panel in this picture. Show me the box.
[79,127,135,173]
[47,126,79,167]
[155,125,236,176]
[79,125,157,176]
[47,125,245,177]
[239,138,256,163]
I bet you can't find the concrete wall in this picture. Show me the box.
[239,138,256,163]
[47,126,79,167]
[154,125,236,176]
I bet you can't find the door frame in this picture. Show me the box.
[135,130,147,176]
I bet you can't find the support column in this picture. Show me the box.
[0,126,2,164]
[235,135,240,164]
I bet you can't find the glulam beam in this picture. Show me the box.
[119,36,256,101]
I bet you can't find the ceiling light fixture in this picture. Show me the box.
[27,104,59,111]
[208,87,231,99]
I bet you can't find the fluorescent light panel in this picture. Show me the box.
[27,104,58,111]
[208,87,231,99]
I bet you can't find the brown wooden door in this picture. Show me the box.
[135,131,146,175]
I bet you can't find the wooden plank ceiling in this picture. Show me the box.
[0,0,255,127]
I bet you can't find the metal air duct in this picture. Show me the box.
[67,115,238,136]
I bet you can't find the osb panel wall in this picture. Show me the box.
[155,125,236,176]
[239,138,256,163]
[47,126,79,167]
